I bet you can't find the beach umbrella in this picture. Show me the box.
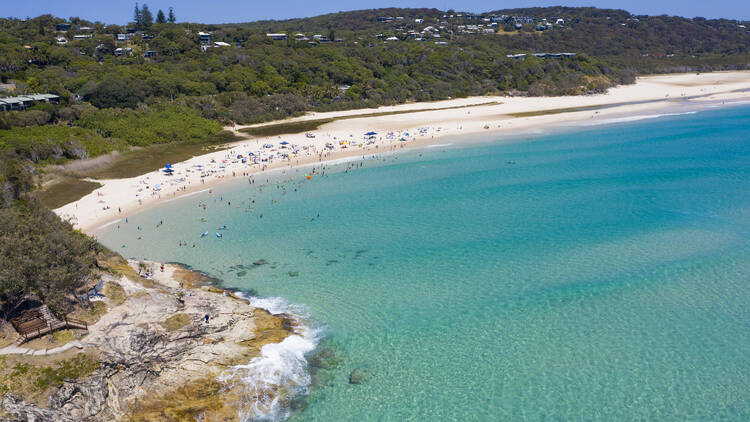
[365,131,377,136]
[165,163,172,169]
[280,141,289,145]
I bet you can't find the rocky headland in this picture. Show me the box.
[0,259,295,422]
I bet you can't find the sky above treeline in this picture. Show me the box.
[4,0,750,24]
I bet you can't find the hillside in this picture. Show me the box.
[1,7,747,129]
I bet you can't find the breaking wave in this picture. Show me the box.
[218,295,321,421]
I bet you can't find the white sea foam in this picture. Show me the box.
[583,111,697,126]
[163,188,210,203]
[94,218,122,230]
[426,143,453,148]
[220,294,321,421]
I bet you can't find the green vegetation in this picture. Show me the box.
[76,106,222,147]
[34,353,99,389]
[0,199,101,316]
[38,177,101,209]
[2,7,748,129]
[52,329,75,345]
[105,281,127,305]
[241,119,334,137]
[160,313,191,331]
[0,126,122,163]
[0,353,99,397]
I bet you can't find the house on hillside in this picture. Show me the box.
[199,31,212,43]
[213,41,230,47]
[266,33,288,40]
[117,33,134,42]
[114,47,133,56]
[56,23,71,31]
[55,36,68,45]
[0,94,59,111]
[144,50,156,58]
[73,34,92,40]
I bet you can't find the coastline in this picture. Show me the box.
[55,71,750,234]
[0,258,309,421]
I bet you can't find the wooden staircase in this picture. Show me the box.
[11,305,88,345]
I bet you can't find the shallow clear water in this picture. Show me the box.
[97,105,750,420]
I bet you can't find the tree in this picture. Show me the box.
[0,199,99,317]
[133,3,141,29]
[141,4,154,29]
[168,7,176,23]
[156,9,166,24]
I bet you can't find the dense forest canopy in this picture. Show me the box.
[1,6,748,127]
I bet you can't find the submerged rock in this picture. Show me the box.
[349,368,368,385]
[252,259,268,266]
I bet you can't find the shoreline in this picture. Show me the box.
[0,257,308,421]
[55,71,750,234]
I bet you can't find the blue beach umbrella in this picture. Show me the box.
[365,131,377,136]
[280,141,290,145]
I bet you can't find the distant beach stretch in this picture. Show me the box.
[56,71,750,232]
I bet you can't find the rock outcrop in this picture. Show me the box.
[1,261,294,422]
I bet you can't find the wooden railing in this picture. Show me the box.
[11,306,88,344]
[61,315,88,329]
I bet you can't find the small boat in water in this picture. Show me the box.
[215,232,222,238]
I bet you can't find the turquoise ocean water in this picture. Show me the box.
[97,104,750,420]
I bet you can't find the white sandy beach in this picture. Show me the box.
[55,71,750,233]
